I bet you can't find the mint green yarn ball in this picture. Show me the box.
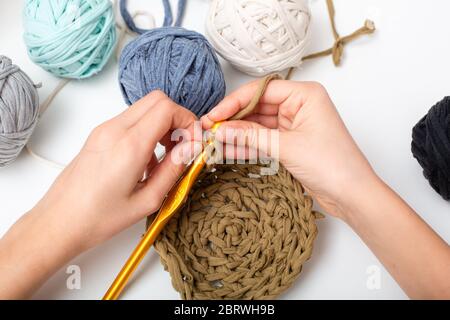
[23,0,116,79]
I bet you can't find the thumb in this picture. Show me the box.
[215,120,283,160]
[130,141,203,218]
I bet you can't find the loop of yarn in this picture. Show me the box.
[152,164,322,299]
[120,0,186,34]
[205,0,312,77]
[301,0,375,68]
[23,0,117,79]
[0,56,40,167]
[412,97,450,200]
[118,27,226,117]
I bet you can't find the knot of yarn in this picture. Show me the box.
[23,0,116,79]
[119,27,226,117]
[302,0,375,68]
[305,19,375,67]
[152,164,322,299]
[330,20,375,66]
[0,56,40,167]
[412,97,450,200]
[205,0,312,77]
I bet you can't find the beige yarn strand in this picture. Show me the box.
[149,74,323,300]
[287,0,376,80]
[230,73,281,120]
[26,79,70,170]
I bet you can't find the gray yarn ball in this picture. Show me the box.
[0,56,39,167]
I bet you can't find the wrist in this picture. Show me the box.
[338,172,390,226]
[28,203,85,258]
[0,206,83,298]
[325,163,383,222]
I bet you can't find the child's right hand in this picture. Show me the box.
[204,79,450,299]
[202,80,378,219]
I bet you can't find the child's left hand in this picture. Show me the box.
[0,91,199,299]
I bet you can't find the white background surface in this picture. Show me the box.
[1,0,449,300]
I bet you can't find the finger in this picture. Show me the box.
[221,144,259,161]
[169,140,203,167]
[205,80,309,124]
[127,100,198,160]
[201,103,279,129]
[146,152,159,175]
[159,131,176,151]
[201,113,215,129]
[134,152,159,191]
[243,114,279,129]
[215,120,282,159]
[254,103,280,116]
[109,90,170,128]
[131,141,203,216]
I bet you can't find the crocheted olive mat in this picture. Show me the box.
[148,74,323,299]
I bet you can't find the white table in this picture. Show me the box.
[1,0,449,299]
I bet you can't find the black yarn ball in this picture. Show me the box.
[412,97,450,200]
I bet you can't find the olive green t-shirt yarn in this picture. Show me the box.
[152,164,322,299]
[148,74,323,300]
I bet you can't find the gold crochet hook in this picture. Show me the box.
[103,122,222,300]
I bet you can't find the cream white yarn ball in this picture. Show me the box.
[205,0,312,77]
